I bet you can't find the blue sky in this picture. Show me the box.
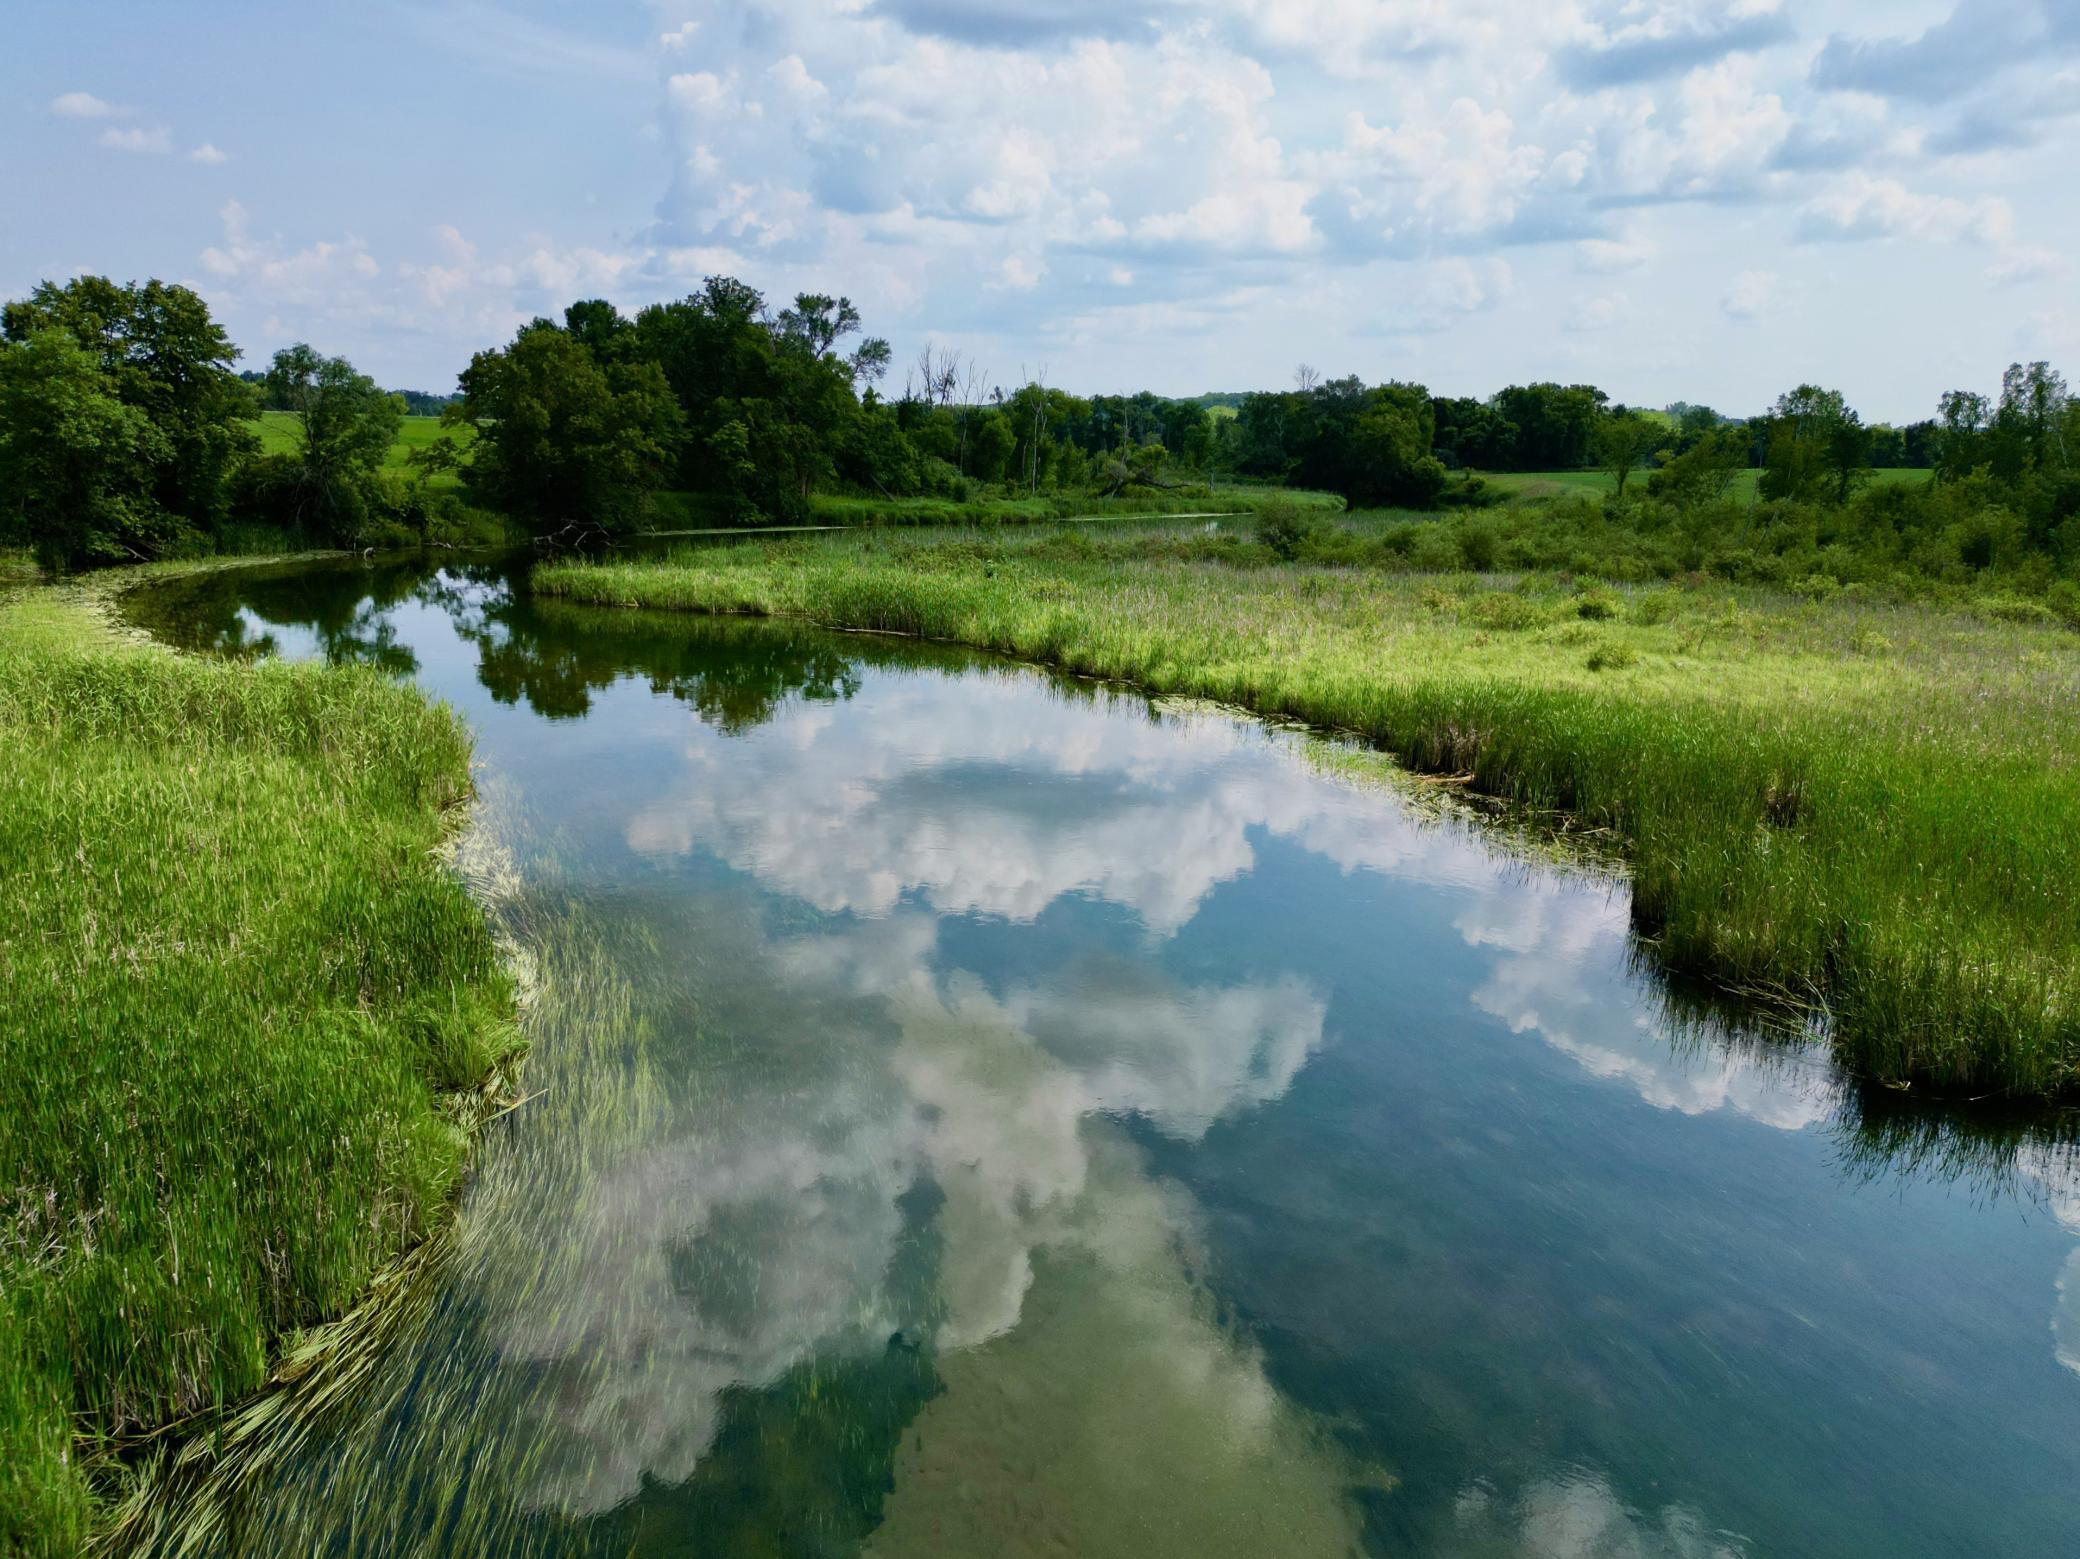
[7,0,2077,419]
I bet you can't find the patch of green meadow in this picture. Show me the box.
[535,523,2080,1099]
[0,585,517,1555]
[802,486,1336,529]
[254,410,473,493]
[1478,467,1929,503]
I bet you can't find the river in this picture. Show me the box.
[123,550,2080,1557]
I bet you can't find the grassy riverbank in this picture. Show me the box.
[537,524,2080,1099]
[0,584,518,1555]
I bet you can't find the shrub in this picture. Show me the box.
[1973,595,2058,626]
[1633,589,1682,625]
[1409,524,1463,572]
[1792,573,1842,602]
[1439,475,1500,509]
[2047,579,2080,631]
[1255,499,1317,562]
[1464,591,1546,631]
[1457,522,1500,572]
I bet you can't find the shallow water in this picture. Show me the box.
[128,553,2080,1557]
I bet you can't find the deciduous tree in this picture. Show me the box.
[453,322,685,535]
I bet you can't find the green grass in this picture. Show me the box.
[803,488,1333,528]
[0,584,517,1555]
[254,411,473,492]
[635,485,1341,535]
[1479,467,1929,503]
[536,525,2080,1099]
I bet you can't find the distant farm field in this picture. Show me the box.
[255,411,472,491]
[1481,467,1931,502]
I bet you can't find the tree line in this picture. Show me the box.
[2,271,2074,576]
[238,370,453,417]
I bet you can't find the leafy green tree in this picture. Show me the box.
[1664,403,1724,455]
[968,408,1015,485]
[1760,385,1867,504]
[562,298,634,364]
[1096,441,1174,497]
[0,328,174,564]
[1899,419,1939,469]
[1344,388,1448,508]
[263,344,405,540]
[1594,411,1662,498]
[623,278,895,519]
[778,293,892,385]
[834,398,924,497]
[1994,361,2070,478]
[1265,378,1444,507]
[1645,427,1746,509]
[1431,395,1520,470]
[1003,382,1065,493]
[1234,389,1302,479]
[452,321,685,535]
[1933,389,1991,483]
[630,284,767,494]
[2,275,256,536]
[1489,382,1608,469]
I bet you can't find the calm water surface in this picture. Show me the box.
[128,554,2080,1557]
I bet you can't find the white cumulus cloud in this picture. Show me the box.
[98,126,173,154]
[51,90,125,119]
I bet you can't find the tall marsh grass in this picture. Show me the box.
[536,526,2080,1100]
[0,592,516,1555]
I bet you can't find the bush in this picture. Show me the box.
[1633,589,1682,625]
[2047,579,2080,631]
[1574,587,1623,621]
[1792,573,1841,602]
[1973,595,2058,626]
[1456,522,1500,572]
[1255,499,1317,562]
[1464,591,1546,631]
[1439,475,1500,509]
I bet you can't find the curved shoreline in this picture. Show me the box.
[534,532,2080,1101]
[0,559,524,1555]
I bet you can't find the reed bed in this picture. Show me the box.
[536,525,2080,1100]
[0,591,516,1555]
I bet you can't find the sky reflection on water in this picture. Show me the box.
[123,556,2080,1558]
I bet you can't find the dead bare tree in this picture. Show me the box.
[908,343,959,407]
[956,356,990,477]
[1022,364,1050,494]
[1294,363,1322,393]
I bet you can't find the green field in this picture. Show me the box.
[801,486,1337,529]
[254,411,472,492]
[1478,467,1930,502]
[537,523,2080,1100]
[0,582,518,1554]
[643,485,1341,534]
